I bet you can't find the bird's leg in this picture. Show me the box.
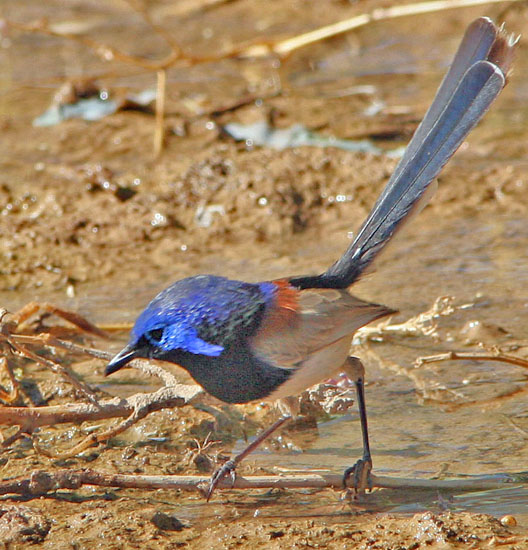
[205,413,291,501]
[342,356,373,497]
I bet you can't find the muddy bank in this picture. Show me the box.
[1,0,528,548]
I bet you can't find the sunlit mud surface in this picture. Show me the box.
[1,1,528,548]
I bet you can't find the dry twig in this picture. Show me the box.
[244,0,525,57]
[0,468,525,498]
[0,302,203,456]
[0,304,105,404]
[0,356,18,404]
[415,350,528,370]
[4,0,522,154]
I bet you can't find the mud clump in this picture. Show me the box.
[0,505,50,544]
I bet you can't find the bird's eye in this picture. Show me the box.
[145,328,164,344]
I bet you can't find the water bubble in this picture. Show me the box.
[500,515,517,527]
[151,212,167,227]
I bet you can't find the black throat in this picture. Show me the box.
[160,341,291,404]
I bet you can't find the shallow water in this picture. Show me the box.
[1,1,528,546]
[48,212,528,524]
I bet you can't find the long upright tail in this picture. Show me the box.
[290,17,518,291]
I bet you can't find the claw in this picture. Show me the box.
[203,414,292,501]
[342,457,373,498]
[205,459,237,501]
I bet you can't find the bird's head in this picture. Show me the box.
[104,309,225,375]
[105,275,274,375]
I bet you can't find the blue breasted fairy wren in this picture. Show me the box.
[106,18,517,500]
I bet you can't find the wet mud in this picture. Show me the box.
[1,0,528,548]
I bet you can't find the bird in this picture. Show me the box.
[106,18,517,500]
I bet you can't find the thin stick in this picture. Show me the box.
[416,350,528,369]
[10,334,182,388]
[8,0,522,72]
[122,0,183,56]
[0,384,202,431]
[0,468,526,498]
[6,20,180,71]
[32,385,195,459]
[243,0,525,57]
[4,301,108,338]
[4,337,99,404]
[0,427,28,449]
[154,69,167,157]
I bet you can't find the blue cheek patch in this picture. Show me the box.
[130,275,271,357]
[164,325,224,357]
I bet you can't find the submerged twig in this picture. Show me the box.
[416,350,528,370]
[0,468,526,498]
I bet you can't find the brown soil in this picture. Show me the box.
[1,0,528,548]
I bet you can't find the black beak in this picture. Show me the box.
[105,345,138,376]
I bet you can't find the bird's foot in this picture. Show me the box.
[342,456,373,499]
[205,459,237,501]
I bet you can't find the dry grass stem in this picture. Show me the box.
[154,69,167,157]
[242,0,524,57]
[9,0,522,65]
[5,19,181,71]
[4,0,521,154]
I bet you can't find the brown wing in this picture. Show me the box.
[251,285,394,369]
